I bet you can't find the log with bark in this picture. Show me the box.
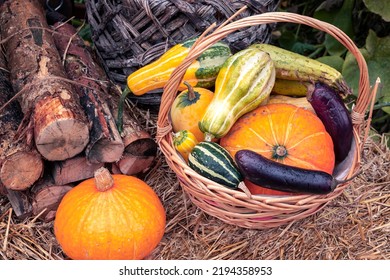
[50,17,157,174]
[0,38,45,217]
[0,34,44,192]
[0,1,159,221]
[51,21,124,164]
[107,95,158,175]
[30,173,73,222]
[51,154,103,186]
[0,0,90,161]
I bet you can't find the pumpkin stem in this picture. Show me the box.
[94,167,114,192]
[184,81,196,101]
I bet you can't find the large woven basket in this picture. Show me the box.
[156,12,374,229]
[85,0,279,106]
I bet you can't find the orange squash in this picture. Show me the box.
[170,82,214,142]
[220,103,335,196]
[54,167,166,260]
[173,129,198,162]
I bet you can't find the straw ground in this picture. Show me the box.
[1,102,389,260]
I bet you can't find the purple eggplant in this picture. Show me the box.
[307,82,353,162]
[235,149,340,194]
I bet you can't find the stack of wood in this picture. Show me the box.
[0,0,158,222]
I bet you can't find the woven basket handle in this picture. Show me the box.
[157,12,371,142]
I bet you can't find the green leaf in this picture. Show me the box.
[314,0,355,56]
[277,30,297,51]
[363,0,390,22]
[316,55,345,72]
[342,30,390,114]
[278,30,318,55]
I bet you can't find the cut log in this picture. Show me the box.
[0,182,7,196]
[107,93,158,175]
[117,138,158,175]
[0,0,89,161]
[109,162,122,174]
[51,21,124,163]
[30,174,73,222]
[0,33,44,192]
[0,42,43,218]
[51,154,104,185]
[1,151,44,191]
[4,189,32,219]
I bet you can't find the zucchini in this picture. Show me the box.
[272,78,310,97]
[188,141,242,189]
[250,44,351,96]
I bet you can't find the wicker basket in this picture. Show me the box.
[85,0,279,106]
[156,12,374,229]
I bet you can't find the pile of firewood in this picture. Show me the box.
[0,0,158,222]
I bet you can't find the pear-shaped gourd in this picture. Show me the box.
[199,47,275,140]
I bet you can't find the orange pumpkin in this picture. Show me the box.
[170,82,214,142]
[220,103,335,196]
[54,167,166,260]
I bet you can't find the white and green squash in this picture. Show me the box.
[199,47,275,140]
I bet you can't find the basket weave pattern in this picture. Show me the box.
[156,12,372,229]
[86,0,279,104]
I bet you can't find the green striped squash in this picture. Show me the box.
[184,38,233,89]
[188,141,242,189]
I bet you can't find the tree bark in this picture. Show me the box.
[0,32,44,192]
[107,94,158,175]
[52,21,124,163]
[5,190,32,219]
[0,0,89,161]
[30,174,73,222]
[116,138,158,175]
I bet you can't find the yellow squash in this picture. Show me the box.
[116,38,231,133]
[173,130,198,162]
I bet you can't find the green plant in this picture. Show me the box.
[276,0,390,141]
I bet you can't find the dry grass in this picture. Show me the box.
[1,103,389,260]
